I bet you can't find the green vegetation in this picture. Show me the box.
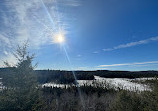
[0,44,43,111]
[0,44,158,111]
[112,80,158,111]
[35,70,94,84]
[35,70,158,84]
[1,69,158,84]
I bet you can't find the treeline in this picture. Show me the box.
[42,85,114,97]
[35,70,158,84]
[1,68,158,84]
[35,70,94,84]
[94,70,158,78]
[1,44,158,111]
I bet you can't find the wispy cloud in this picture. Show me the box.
[0,53,17,67]
[103,36,158,51]
[93,51,99,54]
[76,67,90,70]
[59,0,81,7]
[0,0,81,66]
[95,67,108,70]
[98,61,158,67]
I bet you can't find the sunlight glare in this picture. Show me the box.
[57,34,64,43]
[53,31,65,44]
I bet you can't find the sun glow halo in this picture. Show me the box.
[53,31,65,44]
[57,34,64,43]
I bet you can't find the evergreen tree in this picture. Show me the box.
[0,43,43,111]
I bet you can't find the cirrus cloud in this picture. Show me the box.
[103,36,158,51]
[98,61,158,67]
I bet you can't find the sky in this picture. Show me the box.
[0,0,158,71]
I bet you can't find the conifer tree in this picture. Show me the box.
[0,43,43,111]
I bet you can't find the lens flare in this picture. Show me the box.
[40,0,85,109]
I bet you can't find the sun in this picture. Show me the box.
[53,31,65,44]
[56,33,64,43]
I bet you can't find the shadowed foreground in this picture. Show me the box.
[0,45,158,111]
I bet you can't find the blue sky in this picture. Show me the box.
[0,0,158,71]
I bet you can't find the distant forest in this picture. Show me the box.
[1,68,158,84]
[1,44,158,111]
